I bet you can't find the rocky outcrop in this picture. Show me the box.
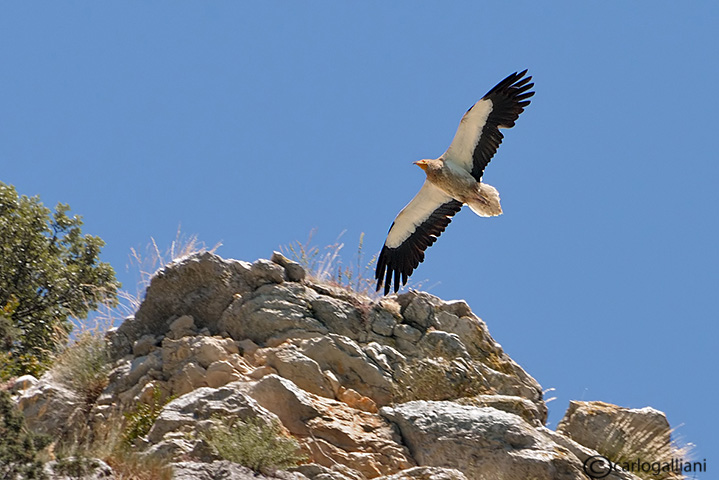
[15,372,86,440]
[557,401,681,479]
[12,251,681,479]
[382,401,582,480]
[173,460,307,480]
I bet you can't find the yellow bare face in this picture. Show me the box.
[413,160,429,171]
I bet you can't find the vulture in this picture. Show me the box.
[375,70,534,295]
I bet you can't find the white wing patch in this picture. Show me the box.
[443,98,493,174]
[385,181,455,248]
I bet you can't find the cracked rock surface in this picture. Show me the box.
[13,252,674,479]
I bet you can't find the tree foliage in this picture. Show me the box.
[0,183,119,378]
[0,389,50,479]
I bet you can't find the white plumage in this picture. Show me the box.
[375,70,534,295]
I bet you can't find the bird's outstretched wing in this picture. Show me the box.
[376,181,463,295]
[444,70,534,181]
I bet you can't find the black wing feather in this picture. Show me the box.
[375,199,463,295]
[470,70,534,181]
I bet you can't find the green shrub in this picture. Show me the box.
[52,454,101,479]
[0,389,50,479]
[121,387,172,447]
[0,182,119,378]
[202,416,306,472]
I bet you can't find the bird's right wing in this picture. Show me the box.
[376,181,463,295]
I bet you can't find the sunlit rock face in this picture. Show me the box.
[13,251,669,480]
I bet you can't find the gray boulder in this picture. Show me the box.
[9,374,38,394]
[146,382,277,459]
[218,282,328,345]
[376,466,469,480]
[22,251,669,480]
[381,401,583,480]
[16,373,85,440]
[271,251,307,282]
[109,252,254,357]
[557,400,678,477]
[173,460,308,480]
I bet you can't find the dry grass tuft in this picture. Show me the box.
[124,226,222,311]
[51,324,111,407]
[103,449,173,480]
[282,229,380,298]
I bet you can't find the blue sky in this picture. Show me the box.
[2,2,717,464]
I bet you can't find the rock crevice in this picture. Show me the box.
[12,252,679,480]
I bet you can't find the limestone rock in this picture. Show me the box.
[297,334,393,406]
[249,374,413,478]
[375,466,469,480]
[173,460,309,480]
[160,335,240,394]
[218,283,327,345]
[456,394,545,427]
[557,401,675,470]
[205,360,241,388]
[132,334,158,356]
[146,383,277,458]
[369,307,397,337]
[249,258,287,287]
[291,463,359,480]
[166,315,196,339]
[16,374,85,439]
[248,374,321,435]
[168,361,208,396]
[260,344,335,398]
[337,386,378,413]
[272,251,307,282]
[539,427,642,480]
[109,351,162,395]
[109,252,253,357]
[310,296,366,341]
[381,401,584,480]
[16,251,671,480]
[9,374,38,393]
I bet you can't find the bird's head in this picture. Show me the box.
[413,159,431,172]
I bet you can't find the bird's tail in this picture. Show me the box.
[467,183,502,217]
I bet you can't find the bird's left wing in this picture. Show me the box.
[443,70,534,181]
[376,181,463,295]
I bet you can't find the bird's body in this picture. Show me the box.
[375,70,534,295]
[416,158,502,218]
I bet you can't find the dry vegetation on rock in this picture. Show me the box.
[3,245,689,480]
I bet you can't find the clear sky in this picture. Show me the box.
[2,1,717,464]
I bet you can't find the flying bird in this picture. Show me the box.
[375,70,534,295]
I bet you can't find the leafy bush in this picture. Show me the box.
[203,416,306,472]
[52,454,101,479]
[0,182,119,378]
[0,389,50,479]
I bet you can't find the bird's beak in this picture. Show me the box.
[413,160,428,172]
